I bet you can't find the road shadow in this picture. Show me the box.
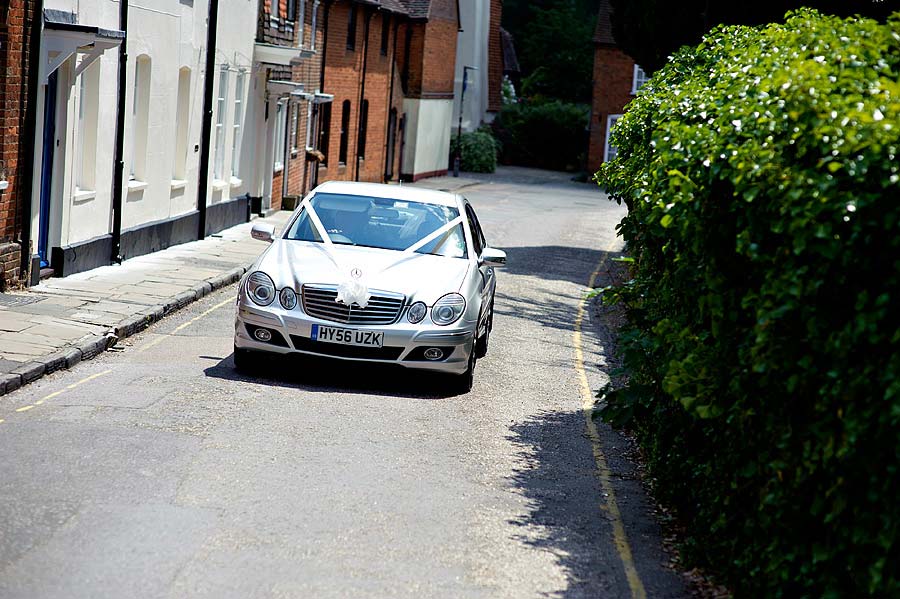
[500,246,625,289]
[204,353,463,400]
[506,409,687,598]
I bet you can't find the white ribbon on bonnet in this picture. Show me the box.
[300,197,465,309]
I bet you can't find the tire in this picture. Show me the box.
[474,300,494,359]
[233,345,256,373]
[449,347,476,395]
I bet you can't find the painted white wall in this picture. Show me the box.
[402,98,454,178]
[453,0,490,133]
[33,0,259,251]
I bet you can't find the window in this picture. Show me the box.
[318,101,331,166]
[380,14,390,56]
[129,54,151,181]
[466,204,488,256]
[269,0,278,20]
[287,0,297,22]
[339,100,350,164]
[347,4,357,51]
[296,0,307,47]
[173,67,191,180]
[604,114,623,163]
[632,65,649,94]
[231,71,245,178]
[274,100,287,171]
[310,1,319,51]
[75,61,100,192]
[214,66,229,180]
[291,103,300,153]
[357,99,368,160]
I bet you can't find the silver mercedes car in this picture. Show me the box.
[233,181,506,393]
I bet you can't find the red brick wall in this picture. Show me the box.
[0,0,36,289]
[487,0,503,112]
[319,2,406,185]
[588,45,635,173]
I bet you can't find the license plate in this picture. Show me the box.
[311,324,384,348]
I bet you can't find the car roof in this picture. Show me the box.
[310,181,461,208]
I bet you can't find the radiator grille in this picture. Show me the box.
[301,284,405,325]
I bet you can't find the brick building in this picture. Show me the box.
[587,0,648,173]
[316,0,460,184]
[0,0,38,289]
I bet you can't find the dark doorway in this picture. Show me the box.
[38,71,58,269]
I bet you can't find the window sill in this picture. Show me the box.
[127,180,148,192]
[274,164,284,173]
[212,179,229,191]
[230,177,243,188]
[73,188,96,202]
[291,149,300,158]
[0,181,8,191]
[170,179,187,190]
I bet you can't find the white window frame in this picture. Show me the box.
[214,66,229,181]
[231,71,245,179]
[173,67,191,182]
[310,1,319,51]
[631,64,649,94]
[274,100,287,172]
[290,103,300,154]
[604,114,623,163]
[75,61,99,193]
[296,0,307,47]
[129,55,151,183]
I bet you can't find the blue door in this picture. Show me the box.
[38,71,58,268]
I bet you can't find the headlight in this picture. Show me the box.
[432,293,466,326]
[247,271,276,306]
[407,301,427,324]
[279,287,298,310]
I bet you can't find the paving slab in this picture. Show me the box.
[0,211,290,398]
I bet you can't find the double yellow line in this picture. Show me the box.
[573,239,647,599]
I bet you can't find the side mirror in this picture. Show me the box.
[480,247,507,267]
[251,223,276,243]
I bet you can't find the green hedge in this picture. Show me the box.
[596,10,900,595]
[450,128,500,173]
[491,99,589,171]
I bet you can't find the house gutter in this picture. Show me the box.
[196,0,220,240]
[19,0,46,281]
[383,16,399,182]
[354,6,373,182]
[110,0,128,263]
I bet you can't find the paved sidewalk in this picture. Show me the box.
[0,211,292,397]
[0,176,490,398]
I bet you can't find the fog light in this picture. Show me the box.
[424,347,444,361]
[254,328,273,342]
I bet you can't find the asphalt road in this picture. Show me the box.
[0,172,687,598]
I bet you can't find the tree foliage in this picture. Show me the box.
[597,10,900,594]
[610,0,900,73]
[502,0,598,103]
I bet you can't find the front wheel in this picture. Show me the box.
[233,345,257,373]
[474,301,493,359]
[448,348,476,395]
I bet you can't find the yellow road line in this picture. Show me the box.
[16,405,35,412]
[135,297,233,353]
[3,370,114,423]
[574,237,647,599]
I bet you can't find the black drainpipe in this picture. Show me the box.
[110,0,129,263]
[354,6,372,182]
[383,16,399,182]
[196,0,220,240]
[320,1,330,93]
[19,0,46,282]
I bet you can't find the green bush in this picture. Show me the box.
[450,127,500,173]
[492,99,588,171]
[596,10,900,595]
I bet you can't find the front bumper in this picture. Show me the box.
[234,300,476,375]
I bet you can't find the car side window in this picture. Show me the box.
[466,204,488,255]
[464,204,484,256]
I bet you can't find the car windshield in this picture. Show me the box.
[284,193,468,259]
